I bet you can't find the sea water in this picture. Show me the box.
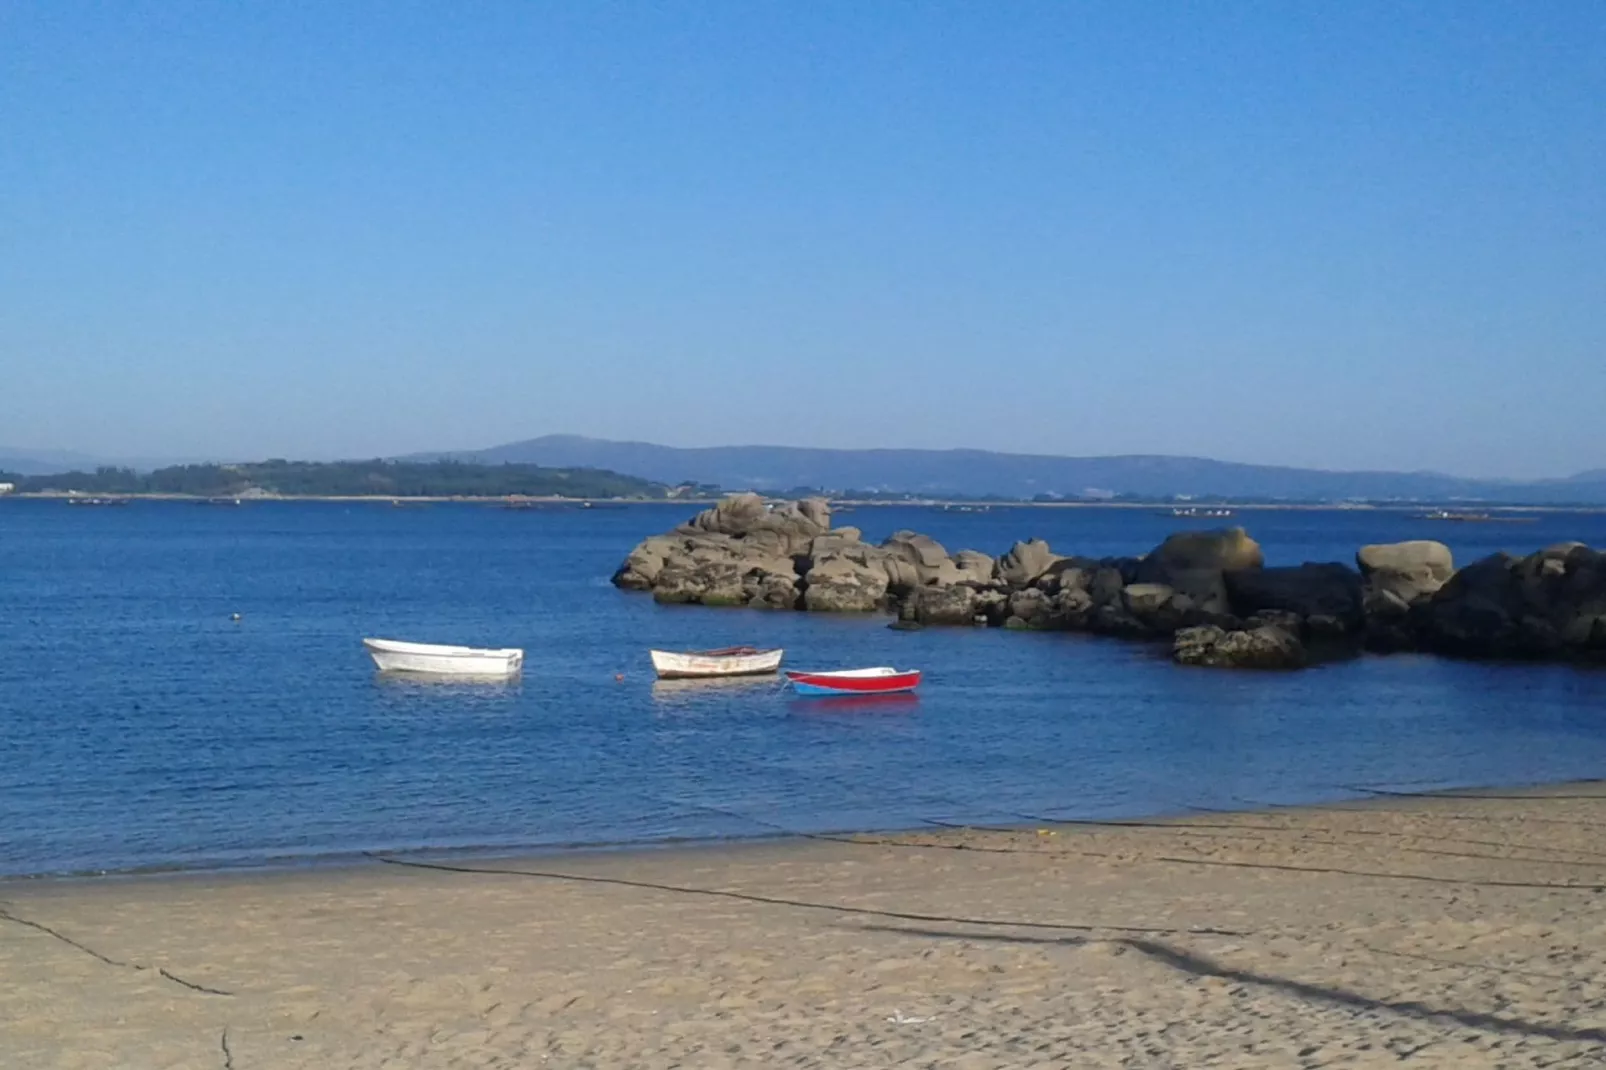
[2,499,1604,877]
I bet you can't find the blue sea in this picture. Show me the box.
[2,499,1604,879]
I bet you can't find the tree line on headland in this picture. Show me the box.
[0,460,672,499]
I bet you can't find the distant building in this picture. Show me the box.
[0,482,14,495]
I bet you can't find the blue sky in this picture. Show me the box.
[2,2,1602,477]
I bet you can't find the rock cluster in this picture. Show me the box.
[612,495,1606,669]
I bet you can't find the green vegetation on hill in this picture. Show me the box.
[11,460,670,499]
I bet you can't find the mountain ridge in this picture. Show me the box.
[416,435,1606,505]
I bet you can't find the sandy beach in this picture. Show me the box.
[6,787,1606,1069]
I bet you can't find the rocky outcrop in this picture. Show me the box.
[1173,625,1306,669]
[611,492,828,610]
[1416,544,1606,660]
[612,495,1604,667]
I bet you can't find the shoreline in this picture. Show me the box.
[7,779,1606,1067]
[6,492,1604,513]
[6,776,1600,889]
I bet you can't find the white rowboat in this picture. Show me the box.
[362,637,524,677]
[649,646,783,680]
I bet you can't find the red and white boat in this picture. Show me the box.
[784,667,921,696]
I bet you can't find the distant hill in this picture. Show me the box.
[422,435,1606,505]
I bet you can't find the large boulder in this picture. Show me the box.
[880,531,961,589]
[1173,625,1306,670]
[651,558,747,606]
[1145,528,1265,573]
[1004,584,1098,630]
[1035,558,1094,594]
[996,539,1064,588]
[952,549,997,585]
[802,542,891,613]
[1225,563,1364,633]
[903,584,981,626]
[808,527,864,556]
[1134,528,1263,616]
[1005,587,1052,629]
[1118,582,1205,635]
[1358,541,1454,615]
[611,534,681,590]
[1088,566,1127,606]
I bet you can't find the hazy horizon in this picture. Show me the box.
[4,5,1602,479]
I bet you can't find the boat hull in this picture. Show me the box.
[784,668,921,696]
[650,648,783,679]
[362,638,524,677]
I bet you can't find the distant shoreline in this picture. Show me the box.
[5,492,1604,514]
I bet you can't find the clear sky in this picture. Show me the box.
[2,2,1602,477]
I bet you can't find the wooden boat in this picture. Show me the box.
[362,637,524,677]
[650,646,783,679]
[784,667,922,696]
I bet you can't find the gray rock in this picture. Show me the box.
[1145,527,1265,574]
[745,570,801,610]
[1173,625,1306,669]
[611,533,680,590]
[1035,559,1093,594]
[808,528,863,556]
[1417,544,1606,659]
[1052,586,1096,628]
[1133,529,1260,618]
[1358,540,1454,587]
[677,492,830,555]
[952,550,997,586]
[803,547,891,613]
[880,530,960,589]
[1007,588,1052,629]
[1089,567,1127,606]
[1122,582,1178,617]
[972,586,1011,626]
[652,559,747,607]
[1118,582,1198,635]
[905,584,981,626]
[1358,541,1454,616]
[1225,563,1363,630]
[996,539,1064,588]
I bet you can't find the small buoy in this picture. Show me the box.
[614,673,624,682]
[230,613,242,621]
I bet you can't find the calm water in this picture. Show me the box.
[2,499,1605,878]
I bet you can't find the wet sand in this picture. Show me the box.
[5,785,1606,1068]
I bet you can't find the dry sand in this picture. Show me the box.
[6,786,1606,1068]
